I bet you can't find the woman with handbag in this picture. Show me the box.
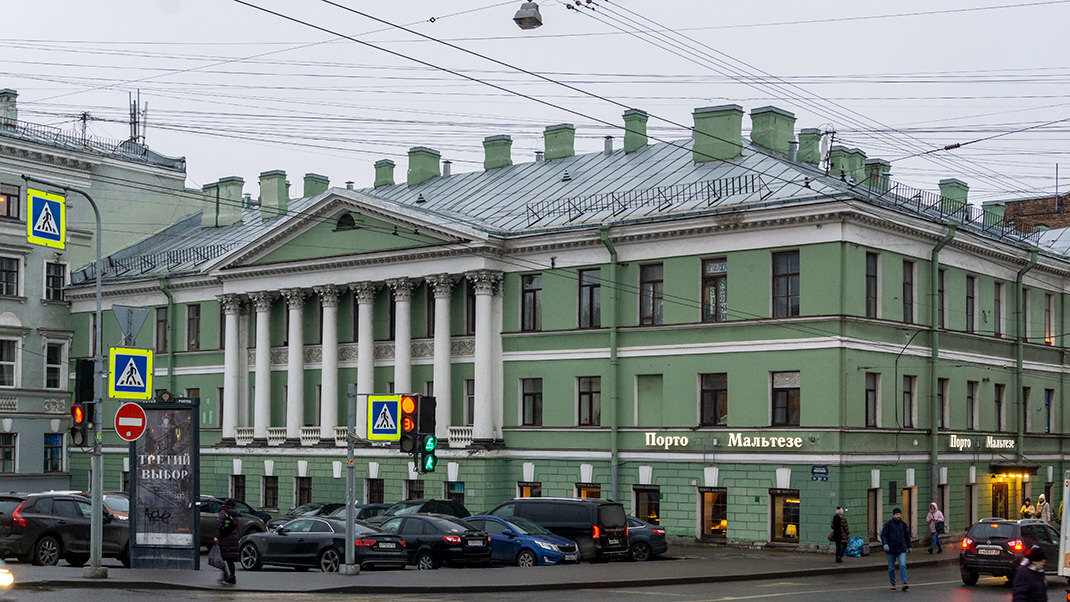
[214,498,240,584]
[926,502,945,554]
[831,506,849,563]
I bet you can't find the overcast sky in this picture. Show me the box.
[5,0,1069,235]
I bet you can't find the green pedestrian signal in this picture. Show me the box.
[421,434,437,453]
[420,452,437,473]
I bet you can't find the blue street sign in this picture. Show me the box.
[109,347,153,400]
[368,395,401,441]
[26,188,65,249]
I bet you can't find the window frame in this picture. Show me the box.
[966,380,978,431]
[865,252,879,319]
[44,339,66,390]
[464,379,475,427]
[994,282,1003,337]
[902,375,915,428]
[262,475,279,510]
[994,383,1005,432]
[937,378,949,429]
[772,251,800,318]
[865,372,879,428]
[578,268,601,329]
[770,488,801,543]
[638,263,664,326]
[0,255,20,298]
[0,337,20,389]
[44,261,67,302]
[0,433,15,473]
[1045,293,1054,345]
[699,372,728,427]
[520,377,542,427]
[902,260,914,323]
[633,485,660,524]
[294,476,312,507]
[186,303,201,351]
[0,184,19,220]
[155,307,168,354]
[520,273,542,332]
[577,376,601,426]
[698,486,728,541]
[43,433,63,473]
[938,269,946,328]
[701,258,727,323]
[770,371,800,427]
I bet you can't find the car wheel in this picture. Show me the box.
[65,553,89,567]
[240,542,263,571]
[33,535,61,566]
[960,567,978,585]
[319,548,341,573]
[415,551,437,570]
[515,549,537,567]
[630,542,652,562]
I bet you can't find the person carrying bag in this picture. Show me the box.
[214,499,240,585]
[926,502,945,554]
[830,507,849,563]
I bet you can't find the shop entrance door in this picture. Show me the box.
[992,482,1009,519]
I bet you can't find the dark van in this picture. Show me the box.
[488,498,628,561]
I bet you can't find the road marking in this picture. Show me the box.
[597,590,689,597]
[686,578,965,600]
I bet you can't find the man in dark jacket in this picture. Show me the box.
[880,507,912,591]
[1012,546,1048,602]
[214,498,240,585]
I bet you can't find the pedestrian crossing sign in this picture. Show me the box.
[109,347,153,400]
[26,188,66,249]
[368,395,401,441]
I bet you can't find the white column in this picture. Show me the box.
[492,280,504,439]
[282,289,307,439]
[468,270,500,442]
[250,291,275,439]
[389,278,414,394]
[315,285,341,440]
[429,274,454,440]
[351,281,378,439]
[219,294,242,439]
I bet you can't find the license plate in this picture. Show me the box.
[378,542,396,549]
[467,540,484,547]
[564,553,577,561]
[608,539,619,545]
[978,547,1000,556]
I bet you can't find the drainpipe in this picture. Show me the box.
[599,226,620,501]
[159,277,176,393]
[929,225,955,506]
[1015,250,1038,460]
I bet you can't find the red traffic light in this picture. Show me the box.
[70,404,85,424]
[401,416,416,432]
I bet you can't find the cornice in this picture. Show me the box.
[0,141,93,171]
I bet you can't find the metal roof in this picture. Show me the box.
[0,118,186,171]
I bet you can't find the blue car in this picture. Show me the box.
[466,515,580,566]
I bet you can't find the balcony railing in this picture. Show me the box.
[267,428,287,446]
[448,426,473,448]
[300,426,320,446]
[235,427,254,446]
[334,426,350,447]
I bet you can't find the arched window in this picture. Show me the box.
[334,213,357,231]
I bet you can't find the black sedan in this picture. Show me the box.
[626,515,668,561]
[377,513,490,570]
[266,502,345,530]
[239,517,406,572]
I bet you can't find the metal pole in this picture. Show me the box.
[23,175,106,578]
[342,384,359,575]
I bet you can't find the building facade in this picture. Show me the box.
[67,103,1070,547]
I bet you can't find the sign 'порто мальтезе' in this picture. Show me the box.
[949,434,1015,450]
[643,432,805,449]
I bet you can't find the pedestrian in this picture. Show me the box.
[1036,494,1052,523]
[1020,497,1036,519]
[925,502,945,554]
[1011,545,1048,602]
[214,498,240,585]
[830,506,849,563]
[880,507,912,591]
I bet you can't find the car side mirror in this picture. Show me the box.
[503,529,516,538]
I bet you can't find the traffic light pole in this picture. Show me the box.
[23,176,106,578]
[341,385,358,575]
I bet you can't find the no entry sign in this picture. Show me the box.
[115,402,147,442]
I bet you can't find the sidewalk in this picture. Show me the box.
[7,543,959,593]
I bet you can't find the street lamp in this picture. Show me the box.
[513,1,543,30]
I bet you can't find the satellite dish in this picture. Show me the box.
[819,135,830,160]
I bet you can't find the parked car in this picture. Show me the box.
[266,502,345,530]
[487,498,629,561]
[326,503,393,521]
[959,518,1060,584]
[626,515,667,561]
[364,499,470,526]
[239,517,406,572]
[198,496,267,549]
[0,492,129,566]
[377,513,490,569]
[75,492,129,521]
[466,515,579,566]
[216,497,272,523]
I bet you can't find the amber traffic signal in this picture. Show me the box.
[69,402,89,446]
[399,395,418,453]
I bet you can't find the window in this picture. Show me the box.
[386,295,394,341]
[1023,289,1030,341]
[770,489,800,543]
[521,274,542,331]
[0,434,14,473]
[578,268,601,329]
[639,263,663,325]
[155,307,168,353]
[44,341,64,389]
[700,487,727,540]
[701,258,727,322]
[700,373,728,426]
[938,378,949,429]
[576,483,601,499]
[633,485,660,524]
[994,282,1003,337]
[230,475,245,501]
[0,184,18,219]
[0,340,16,387]
[366,478,384,504]
[578,376,601,426]
[771,371,800,427]
[185,388,200,403]
[404,479,424,500]
[995,383,1005,432]
[902,375,915,428]
[218,303,226,350]
[772,251,800,318]
[902,260,914,323]
[445,481,465,505]
[43,434,63,473]
[965,275,975,333]
[938,269,946,328]
[865,372,879,428]
[465,280,476,335]
[518,482,541,497]
[966,380,977,431]
[1023,386,1032,432]
[45,262,65,302]
[0,257,18,297]
[521,378,542,426]
[186,304,200,351]
[464,379,475,427]
[295,476,312,506]
[865,252,879,318]
[1044,389,1054,433]
[262,476,278,510]
[1045,294,1054,345]
[425,283,435,337]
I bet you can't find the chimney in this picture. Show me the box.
[407,147,440,186]
[787,140,799,162]
[939,178,969,214]
[749,106,796,155]
[863,159,891,191]
[200,179,243,228]
[692,104,743,163]
[534,151,544,162]
[797,128,821,165]
[623,109,648,153]
[829,145,850,179]
[442,160,451,177]
[604,136,613,156]
[374,159,395,187]
[847,148,867,183]
[0,89,16,125]
[982,200,1005,226]
[346,181,354,190]
[259,170,288,219]
[483,135,512,170]
[303,173,329,197]
[543,124,575,160]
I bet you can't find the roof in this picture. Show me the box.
[0,119,185,171]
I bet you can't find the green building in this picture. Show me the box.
[67,103,1069,547]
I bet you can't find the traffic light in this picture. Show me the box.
[416,396,437,472]
[69,402,88,446]
[74,358,93,402]
[399,395,418,454]
[418,433,438,473]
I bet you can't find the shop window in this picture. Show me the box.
[578,268,601,328]
[122,471,130,494]
[262,475,278,510]
[633,485,659,524]
[701,258,727,322]
[991,482,1009,519]
[770,489,800,543]
[699,487,727,540]
[230,474,246,501]
[576,483,601,499]
[366,478,384,504]
[521,273,542,331]
[965,484,976,527]
[445,481,465,505]
[518,481,541,497]
[295,476,312,506]
[405,479,424,500]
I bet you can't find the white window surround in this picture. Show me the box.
[0,336,22,389]
[0,254,23,298]
[42,338,68,390]
[42,260,68,302]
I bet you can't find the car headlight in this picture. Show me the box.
[0,568,13,588]
[534,540,556,551]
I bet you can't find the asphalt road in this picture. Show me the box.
[9,563,1069,601]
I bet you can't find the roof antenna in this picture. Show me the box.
[819,125,836,176]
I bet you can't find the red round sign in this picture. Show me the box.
[114,402,147,442]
